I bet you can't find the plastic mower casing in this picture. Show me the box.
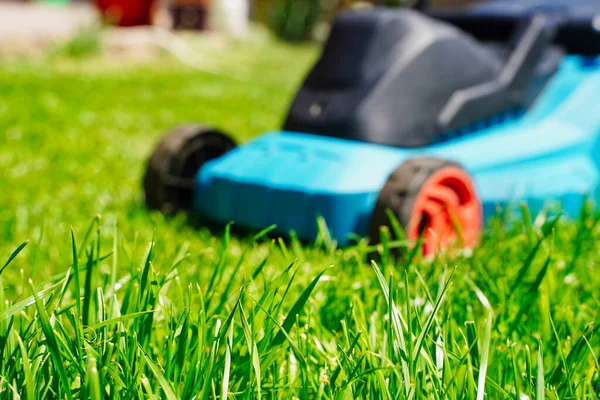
[144,0,600,254]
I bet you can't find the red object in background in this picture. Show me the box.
[95,0,155,26]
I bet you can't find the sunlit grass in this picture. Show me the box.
[1,36,599,398]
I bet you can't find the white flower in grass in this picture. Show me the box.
[413,296,426,307]
[564,274,578,285]
[462,248,474,258]
[424,302,434,315]
[289,352,298,382]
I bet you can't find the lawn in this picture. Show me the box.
[1,34,600,399]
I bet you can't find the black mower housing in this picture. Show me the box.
[282,7,563,148]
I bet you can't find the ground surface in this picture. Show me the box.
[1,33,600,399]
[0,2,96,56]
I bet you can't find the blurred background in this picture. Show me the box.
[0,0,480,57]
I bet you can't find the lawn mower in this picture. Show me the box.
[143,0,600,255]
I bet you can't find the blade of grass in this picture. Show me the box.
[371,260,411,397]
[0,278,66,321]
[476,314,493,400]
[0,241,28,276]
[510,344,521,400]
[86,346,102,400]
[138,343,178,400]
[537,342,545,400]
[271,267,329,347]
[413,268,456,365]
[239,304,261,399]
[15,332,34,400]
[30,280,73,400]
[508,254,552,335]
[221,316,234,400]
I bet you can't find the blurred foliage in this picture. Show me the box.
[253,0,418,42]
[51,27,104,59]
[271,0,326,42]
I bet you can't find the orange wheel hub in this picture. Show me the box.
[407,166,482,255]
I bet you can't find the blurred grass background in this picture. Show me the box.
[0,37,318,289]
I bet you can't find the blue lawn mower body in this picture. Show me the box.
[143,0,600,251]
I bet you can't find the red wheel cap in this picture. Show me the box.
[407,166,482,256]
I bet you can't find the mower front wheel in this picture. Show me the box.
[143,124,236,214]
[369,157,483,255]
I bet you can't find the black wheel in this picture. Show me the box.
[369,157,482,255]
[143,124,236,213]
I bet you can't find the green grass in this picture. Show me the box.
[1,36,600,398]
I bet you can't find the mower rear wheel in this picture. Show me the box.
[143,124,236,214]
[369,157,482,255]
